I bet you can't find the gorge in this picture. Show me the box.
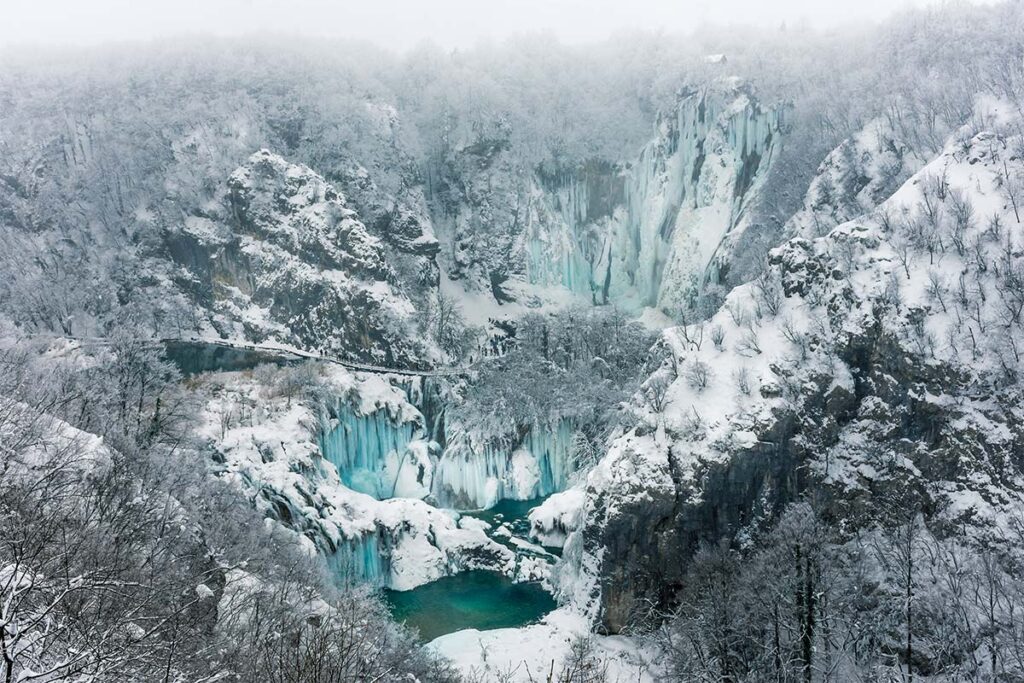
[3,7,1024,680]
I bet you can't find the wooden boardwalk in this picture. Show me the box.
[43,335,471,377]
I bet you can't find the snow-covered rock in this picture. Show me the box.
[528,489,586,548]
[784,118,926,241]
[166,150,424,364]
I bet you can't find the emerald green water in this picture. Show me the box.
[467,497,540,530]
[384,498,558,641]
[384,571,556,641]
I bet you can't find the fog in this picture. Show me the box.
[0,0,997,50]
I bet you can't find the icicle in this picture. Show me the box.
[524,418,575,496]
[327,531,388,587]
[319,399,417,500]
[431,419,575,510]
[525,176,603,297]
[431,438,507,509]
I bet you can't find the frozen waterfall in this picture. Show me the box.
[524,90,783,311]
[327,531,388,586]
[432,420,576,510]
[319,400,432,500]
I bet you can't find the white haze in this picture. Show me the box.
[0,0,999,50]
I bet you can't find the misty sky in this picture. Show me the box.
[0,0,998,50]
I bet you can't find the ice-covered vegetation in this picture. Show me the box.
[453,307,653,433]
[651,504,1024,682]
[0,334,458,682]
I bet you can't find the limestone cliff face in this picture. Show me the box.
[566,102,1024,633]
[334,103,442,260]
[164,150,424,364]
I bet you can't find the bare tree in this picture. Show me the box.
[551,636,609,683]
[685,359,713,392]
[998,157,1023,223]
[642,372,674,414]
[732,366,752,396]
[711,324,726,351]
[872,512,928,683]
[736,327,763,357]
[755,271,784,318]
[429,291,469,360]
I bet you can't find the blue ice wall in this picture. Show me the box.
[432,419,575,510]
[327,531,388,587]
[319,402,415,500]
[525,175,606,299]
[526,234,597,298]
[524,418,574,495]
[525,92,782,309]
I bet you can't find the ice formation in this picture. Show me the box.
[432,419,575,510]
[327,530,387,585]
[319,401,428,500]
[525,88,783,312]
[198,361,574,594]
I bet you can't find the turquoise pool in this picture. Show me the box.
[384,570,555,641]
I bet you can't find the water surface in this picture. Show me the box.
[466,497,542,529]
[384,570,555,641]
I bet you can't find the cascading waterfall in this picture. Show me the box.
[432,419,576,510]
[525,174,609,298]
[316,384,577,592]
[319,400,416,500]
[526,234,596,298]
[432,438,510,510]
[297,94,780,584]
[524,90,783,311]
[524,418,575,496]
[610,92,783,310]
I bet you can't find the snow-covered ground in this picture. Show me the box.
[430,608,657,682]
